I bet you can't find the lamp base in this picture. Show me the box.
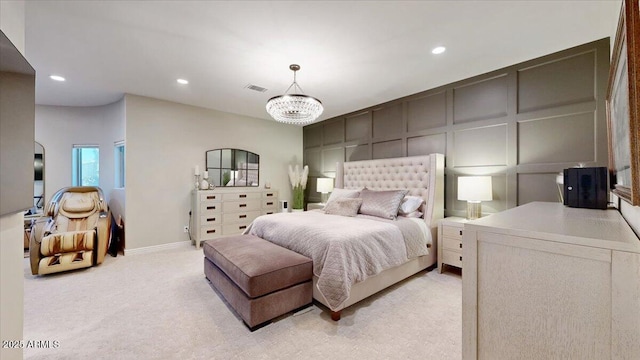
[321,193,329,204]
[466,201,482,220]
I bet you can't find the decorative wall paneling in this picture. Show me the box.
[303,38,609,217]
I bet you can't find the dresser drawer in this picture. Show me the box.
[222,192,261,201]
[262,198,277,209]
[223,222,251,235]
[199,225,221,240]
[443,225,463,240]
[222,199,261,212]
[443,236,462,251]
[442,249,463,268]
[200,202,222,213]
[263,191,278,199]
[200,214,221,226]
[199,192,221,202]
[222,210,261,224]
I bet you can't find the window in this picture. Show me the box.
[72,145,99,186]
[114,141,125,188]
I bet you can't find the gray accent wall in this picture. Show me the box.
[303,38,610,217]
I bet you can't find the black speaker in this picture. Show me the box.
[563,167,608,209]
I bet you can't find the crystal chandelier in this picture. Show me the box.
[266,64,323,125]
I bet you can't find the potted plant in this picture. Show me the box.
[288,164,309,211]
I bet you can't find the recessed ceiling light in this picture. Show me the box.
[432,46,446,55]
[177,78,189,85]
[50,75,66,81]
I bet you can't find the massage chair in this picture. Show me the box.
[30,186,111,275]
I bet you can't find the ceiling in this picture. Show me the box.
[24,1,620,123]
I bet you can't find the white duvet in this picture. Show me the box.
[245,210,430,311]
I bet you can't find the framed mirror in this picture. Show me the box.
[206,148,259,187]
[31,141,44,214]
[607,0,639,206]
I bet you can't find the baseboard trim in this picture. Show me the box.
[124,240,192,256]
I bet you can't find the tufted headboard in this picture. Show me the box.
[335,154,444,230]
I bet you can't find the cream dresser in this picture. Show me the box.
[437,217,467,273]
[191,188,278,248]
[462,202,640,360]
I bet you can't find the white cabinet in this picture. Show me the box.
[437,217,467,273]
[462,202,640,360]
[306,203,325,211]
[191,188,278,248]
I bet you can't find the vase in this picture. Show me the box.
[291,208,304,212]
[200,178,210,190]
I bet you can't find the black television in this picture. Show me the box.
[34,154,43,181]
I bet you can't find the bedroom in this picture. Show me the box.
[1,1,638,359]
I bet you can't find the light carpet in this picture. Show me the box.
[23,246,462,360]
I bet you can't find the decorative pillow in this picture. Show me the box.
[324,198,363,217]
[399,196,425,215]
[325,188,361,207]
[398,210,423,218]
[358,189,408,220]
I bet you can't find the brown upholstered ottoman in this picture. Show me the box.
[203,234,312,330]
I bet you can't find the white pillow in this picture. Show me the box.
[325,188,361,207]
[398,210,423,218]
[398,195,424,215]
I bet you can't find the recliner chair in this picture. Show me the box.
[30,186,111,275]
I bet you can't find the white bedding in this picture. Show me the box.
[244,210,431,311]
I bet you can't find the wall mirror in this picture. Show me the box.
[606,0,639,206]
[30,141,44,214]
[206,148,259,187]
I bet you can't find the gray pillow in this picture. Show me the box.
[359,189,409,219]
[324,188,361,207]
[324,198,363,217]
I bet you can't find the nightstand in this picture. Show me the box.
[306,202,325,211]
[438,217,467,273]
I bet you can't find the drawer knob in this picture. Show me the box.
[239,214,247,219]
[206,206,216,210]
[206,218,216,222]
[239,225,247,230]
[239,204,247,208]
[459,256,462,261]
[267,202,273,206]
[206,195,216,200]
[266,193,274,197]
[459,243,462,249]
[459,230,462,236]
[206,229,216,234]
[239,194,247,198]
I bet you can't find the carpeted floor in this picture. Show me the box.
[23,246,462,360]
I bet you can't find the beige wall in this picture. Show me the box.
[124,94,302,250]
[0,0,25,52]
[35,99,125,204]
[0,1,26,359]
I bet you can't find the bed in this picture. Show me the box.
[246,154,444,320]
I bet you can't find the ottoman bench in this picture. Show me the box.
[203,234,313,330]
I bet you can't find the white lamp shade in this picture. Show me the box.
[458,176,493,201]
[316,178,334,194]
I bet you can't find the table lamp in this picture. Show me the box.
[458,176,492,220]
[316,178,334,204]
